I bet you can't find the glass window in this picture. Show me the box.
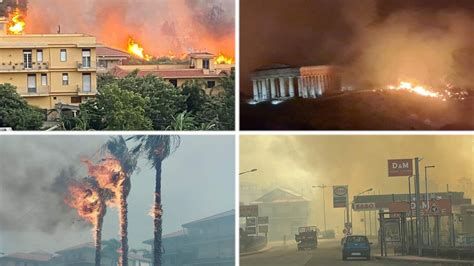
[41,74,47,86]
[23,50,32,69]
[82,49,91,68]
[27,74,36,93]
[37,49,43,62]
[203,59,210,69]
[207,80,216,88]
[82,73,91,92]
[60,49,67,62]
[62,73,69,85]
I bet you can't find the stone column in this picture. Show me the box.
[297,77,303,97]
[270,78,277,99]
[316,75,322,96]
[288,77,295,97]
[303,77,309,98]
[261,79,268,99]
[279,77,286,97]
[309,76,315,98]
[252,80,258,100]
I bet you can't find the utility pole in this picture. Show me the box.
[408,175,414,247]
[425,165,435,246]
[313,185,327,232]
[414,157,422,256]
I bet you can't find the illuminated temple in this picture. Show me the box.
[250,64,341,102]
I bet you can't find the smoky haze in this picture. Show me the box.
[240,135,473,233]
[25,0,235,57]
[240,0,474,96]
[0,135,235,253]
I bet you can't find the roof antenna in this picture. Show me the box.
[57,25,61,34]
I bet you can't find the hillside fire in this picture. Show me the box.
[215,53,234,64]
[127,37,152,61]
[7,8,25,34]
[385,81,441,98]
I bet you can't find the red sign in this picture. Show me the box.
[389,199,452,216]
[388,159,413,177]
[353,202,378,212]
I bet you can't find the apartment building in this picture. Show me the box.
[0,17,99,113]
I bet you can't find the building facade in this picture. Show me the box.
[111,52,234,96]
[144,210,235,266]
[0,18,98,112]
[250,64,341,102]
[251,188,310,241]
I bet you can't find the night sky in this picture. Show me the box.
[240,0,474,97]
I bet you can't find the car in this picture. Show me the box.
[342,235,372,260]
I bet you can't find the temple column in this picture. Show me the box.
[252,80,258,100]
[303,77,309,98]
[288,77,295,97]
[297,77,303,97]
[270,78,277,99]
[317,75,322,96]
[309,76,316,98]
[279,77,286,97]
[261,79,268,99]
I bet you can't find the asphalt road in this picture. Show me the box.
[240,239,456,266]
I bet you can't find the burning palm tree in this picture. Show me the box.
[103,136,139,266]
[128,135,180,266]
[66,177,111,266]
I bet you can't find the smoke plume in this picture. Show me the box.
[25,0,235,57]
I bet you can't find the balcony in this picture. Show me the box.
[0,62,50,73]
[20,86,51,97]
[76,61,97,72]
[76,85,97,96]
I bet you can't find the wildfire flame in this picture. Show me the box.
[66,181,103,227]
[127,37,152,61]
[7,8,26,35]
[214,53,234,64]
[386,81,441,98]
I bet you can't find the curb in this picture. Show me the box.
[240,246,272,257]
[374,255,474,265]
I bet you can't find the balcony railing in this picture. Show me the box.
[0,62,50,72]
[76,85,97,95]
[76,61,96,70]
[21,85,50,96]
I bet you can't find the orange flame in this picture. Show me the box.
[7,8,26,35]
[386,81,441,98]
[82,157,125,206]
[66,181,102,227]
[214,52,234,64]
[127,37,152,61]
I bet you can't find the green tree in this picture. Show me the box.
[128,136,180,266]
[80,84,153,130]
[180,80,208,113]
[0,83,44,130]
[118,73,186,130]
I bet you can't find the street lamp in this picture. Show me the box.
[424,165,435,246]
[313,185,328,232]
[239,168,258,175]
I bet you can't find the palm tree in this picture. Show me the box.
[128,135,180,266]
[104,136,139,266]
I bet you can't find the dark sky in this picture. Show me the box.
[240,0,474,96]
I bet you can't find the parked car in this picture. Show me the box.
[342,235,372,260]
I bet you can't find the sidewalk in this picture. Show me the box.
[240,245,272,256]
[374,255,474,265]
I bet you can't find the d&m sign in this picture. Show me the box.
[388,159,413,177]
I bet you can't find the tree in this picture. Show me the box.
[180,80,208,113]
[0,83,44,130]
[80,84,153,130]
[104,136,139,266]
[128,136,181,266]
[118,73,186,130]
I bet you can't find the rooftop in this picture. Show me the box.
[97,46,130,58]
[252,188,310,204]
[55,242,95,254]
[182,209,234,228]
[112,65,229,79]
[0,252,52,262]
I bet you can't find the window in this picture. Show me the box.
[169,79,178,87]
[203,59,210,69]
[23,50,32,69]
[71,96,82,104]
[82,73,91,92]
[207,80,216,88]
[37,49,43,62]
[41,74,47,86]
[60,49,67,62]
[82,49,91,68]
[62,73,69,85]
[27,74,36,93]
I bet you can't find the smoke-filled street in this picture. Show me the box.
[241,239,463,266]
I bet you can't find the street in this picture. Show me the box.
[240,239,460,266]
